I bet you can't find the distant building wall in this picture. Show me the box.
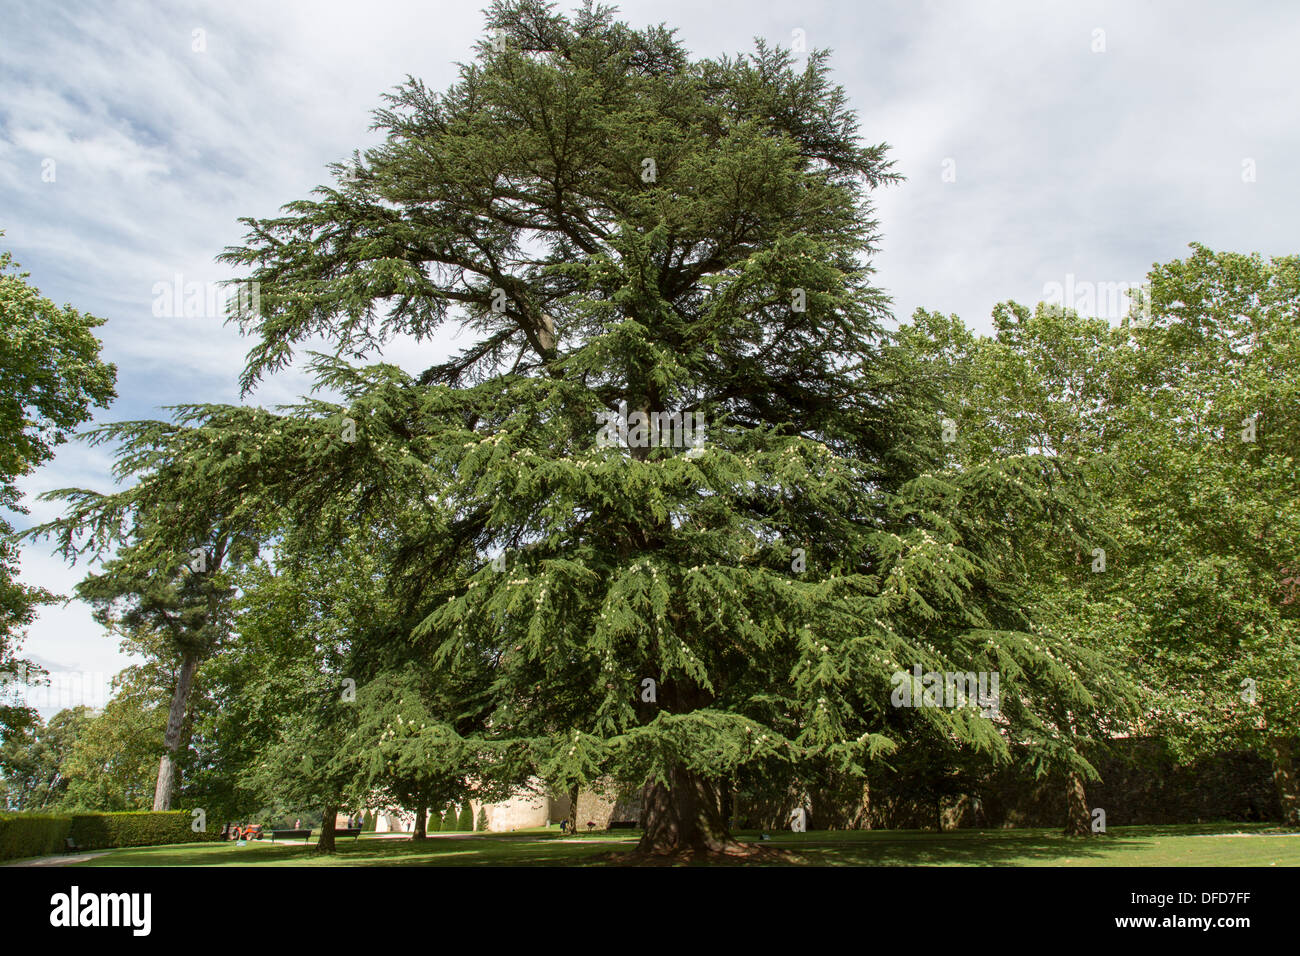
[476,790,551,831]
[574,778,643,829]
[370,778,646,833]
[375,810,413,833]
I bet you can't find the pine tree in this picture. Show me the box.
[476,806,488,832]
[441,805,458,833]
[348,664,468,840]
[458,802,474,831]
[30,439,262,812]
[130,1,1122,857]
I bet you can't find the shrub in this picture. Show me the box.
[69,810,223,850]
[458,803,473,831]
[0,812,71,861]
[442,805,458,832]
[0,810,221,861]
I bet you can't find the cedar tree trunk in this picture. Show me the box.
[849,780,872,830]
[637,765,751,857]
[315,804,337,854]
[152,650,199,811]
[1063,770,1091,835]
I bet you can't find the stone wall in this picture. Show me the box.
[362,778,571,833]
[574,778,643,830]
[475,788,558,832]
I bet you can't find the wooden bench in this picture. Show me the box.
[334,827,363,841]
[267,828,313,843]
[64,837,83,853]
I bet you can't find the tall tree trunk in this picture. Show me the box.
[315,803,337,854]
[173,708,196,801]
[1270,736,1300,826]
[567,784,580,833]
[637,765,750,856]
[1063,770,1091,835]
[636,779,653,829]
[152,651,199,811]
[849,780,872,830]
[412,805,427,840]
[633,632,756,855]
[718,773,733,829]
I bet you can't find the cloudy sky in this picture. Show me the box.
[2,0,1297,709]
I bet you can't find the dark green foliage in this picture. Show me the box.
[0,812,69,860]
[224,554,369,833]
[31,2,1280,853]
[66,810,221,850]
[192,1,1137,852]
[349,665,469,838]
[0,809,219,861]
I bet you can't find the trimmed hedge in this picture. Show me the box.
[0,810,222,861]
[0,813,69,861]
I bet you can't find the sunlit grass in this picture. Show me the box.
[60,822,1300,867]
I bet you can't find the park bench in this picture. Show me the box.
[607,821,638,830]
[64,837,83,853]
[334,827,362,841]
[267,828,313,843]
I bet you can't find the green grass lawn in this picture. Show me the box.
[62,822,1300,867]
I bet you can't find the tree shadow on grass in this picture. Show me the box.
[739,823,1296,867]
[77,833,635,867]
[74,823,1295,867]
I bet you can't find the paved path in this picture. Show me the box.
[4,851,110,867]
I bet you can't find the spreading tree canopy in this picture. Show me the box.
[200,1,1123,854]
[24,2,1137,854]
